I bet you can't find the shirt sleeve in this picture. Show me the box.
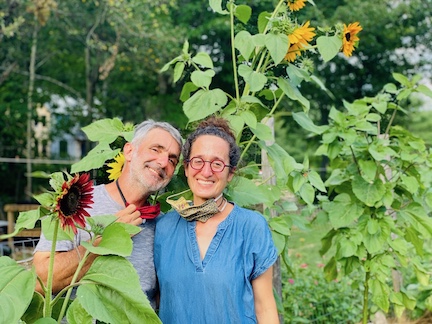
[247,211,278,280]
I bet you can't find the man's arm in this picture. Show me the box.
[33,205,142,294]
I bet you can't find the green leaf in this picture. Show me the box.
[190,69,215,89]
[299,183,315,206]
[370,278,390,312]
[224,115,244,139]
[81,118,125,143]
[323,193,364,228]
[269,216,291,236]
[358,160,377,183]
[82,223,133,257]
[417,84,432,98]
[78,256,161,324]
[352,175,386,207]
[21,293,45,323]
[42,217,75,241]
[0,257,36,323]
[337,237,357,258]
[240,110,257,128]
[234,5,251,24]
[307,170,327,193]
[71,144,120,173]
[265,33,289,65]
[183,89,228,122]
[278,79,310,111]
[1,209,41,238]
[392,72,410,87]
[250,122,273,141]
[316,35,342,62]
[173,61,185,83]
[400,174,419,194]
[271,231,286,255]
[234,31,254,60]
[180,82,198,102]
[67,299,93,324]
[257,11,271,33]
[226,177,275,207]
[292,112,327,135]
[209,0,228,14]
[260,142,301,183]
[238,65,267,92]
[192,52,214,69]
[323,257,337,281]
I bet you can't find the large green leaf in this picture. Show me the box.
[190,69,215,89]
[67,299,92,324]
[71,144,120,173]
[78,256,161,324]
[316,35,342,62]
[0,257,36,323]
[278,79,310,111]
[81,223,134,257]
[183,89,227,122]
[234,4,252,24]
[250,122,273,141]
[292,112,327,134]
[81,118,126,143]
[352,175,385,207]
[238,65,267,92]
[323,193,364,228]
[370,278,390,312]
[234,31,254,60]
[0,209,41,239]
[226,177,277,207]
[265,33,288,65]
[192,52,214,69]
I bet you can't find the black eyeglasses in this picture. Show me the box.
[186,157,231,173]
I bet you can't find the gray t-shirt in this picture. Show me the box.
[35,184,157,308]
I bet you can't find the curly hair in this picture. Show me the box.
[182,116,240,171]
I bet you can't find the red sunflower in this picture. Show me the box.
[55,173,94,234]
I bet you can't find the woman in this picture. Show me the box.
[154,116,279,323]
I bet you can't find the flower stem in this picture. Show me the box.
[43,218,59,318]
[229,0,240,102]
[56,244,93,322]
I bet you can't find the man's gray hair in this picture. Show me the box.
[132,119,182,148]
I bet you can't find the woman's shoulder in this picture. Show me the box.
[156,210,181,225]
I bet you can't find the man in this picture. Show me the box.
[33,120,182,309]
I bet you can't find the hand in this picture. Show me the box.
[115,204,142,226]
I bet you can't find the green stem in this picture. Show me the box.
[43,218,59,318]
[229,1,240,102]
[56,245,93,322]
[362,257,371,324]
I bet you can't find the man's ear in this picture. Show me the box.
[123,142,133,161]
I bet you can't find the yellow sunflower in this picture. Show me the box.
[107,153,125,181]
[341,22,362,57]
[287,0,307,12]
[285,21,316,62]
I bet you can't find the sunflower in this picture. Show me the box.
[287,0,307,12]
[341,22,362,57]
[107,152,125,181]
[55,173,94,234]
[285,21,316,62]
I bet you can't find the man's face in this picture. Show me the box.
[124,128,181,193]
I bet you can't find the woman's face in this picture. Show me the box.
[185,135,234,205]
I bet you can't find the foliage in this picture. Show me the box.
[301,73,432,322]
[282,261,363,323]
[0,171,161,323]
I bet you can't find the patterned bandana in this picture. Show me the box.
[115,179,160,219]
[166,190,224,223]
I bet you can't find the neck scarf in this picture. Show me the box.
[115,179,160,219]
[166,190,226,223]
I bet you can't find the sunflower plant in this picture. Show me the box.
[160,0,362,284]
[0,171,161,323]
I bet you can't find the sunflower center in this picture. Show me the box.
[345,32,351,42]
[60,186,80,216]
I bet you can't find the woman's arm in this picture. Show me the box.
[252,266,280,324]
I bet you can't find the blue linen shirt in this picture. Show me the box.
[154,204,278,324]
